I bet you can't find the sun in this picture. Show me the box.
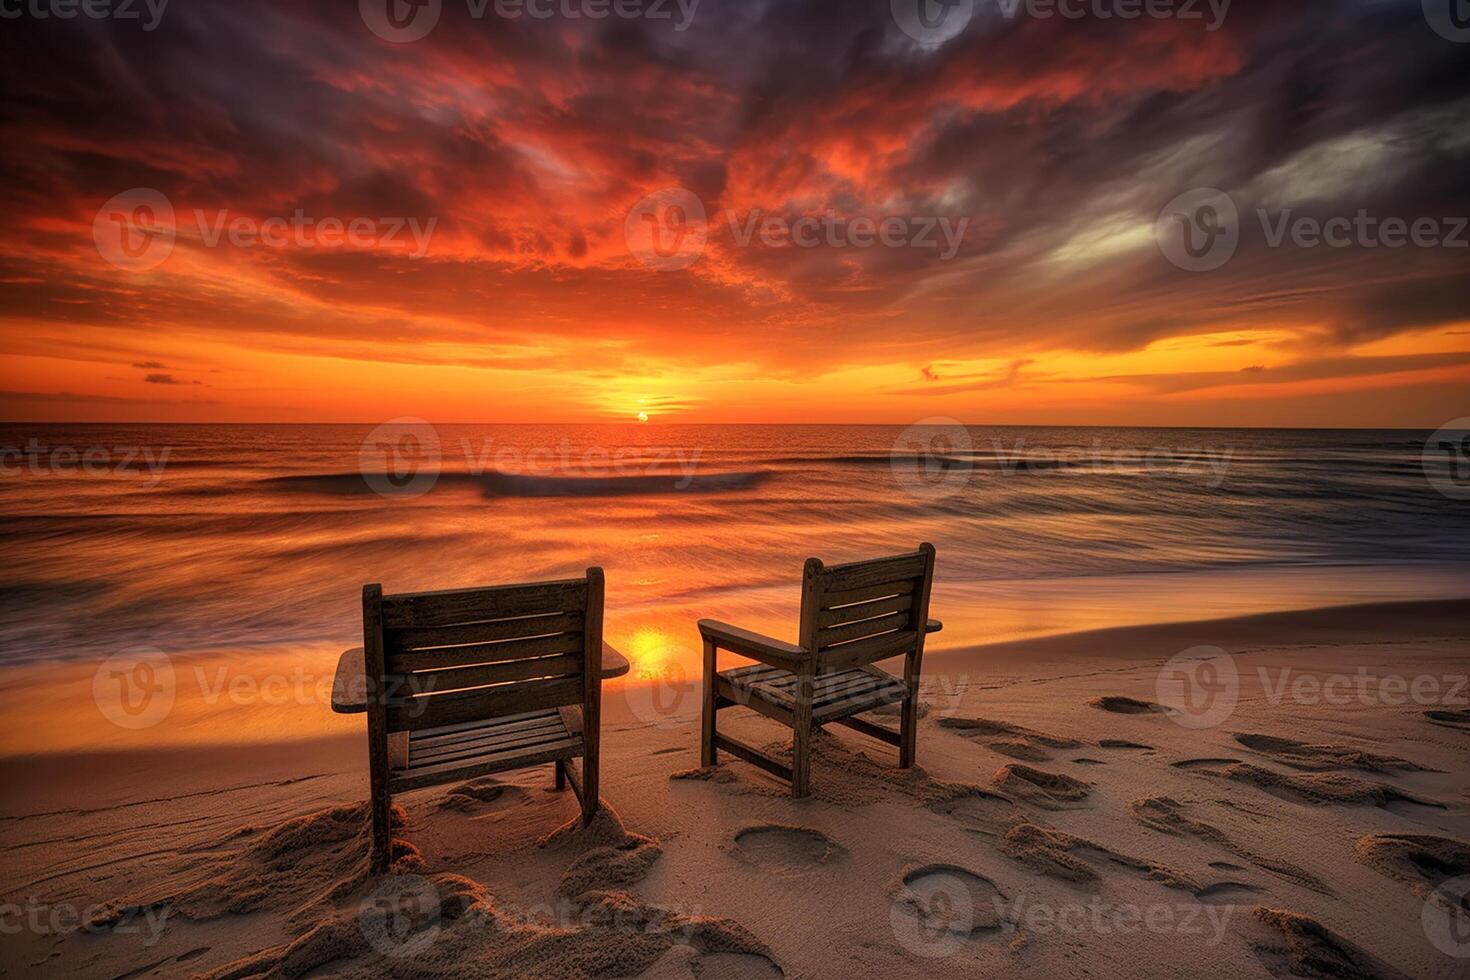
[637,411,650,423]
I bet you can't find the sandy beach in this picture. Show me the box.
[3,598,1466,978]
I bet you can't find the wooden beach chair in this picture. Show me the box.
[697,544,942,798]
[332,569,629,873]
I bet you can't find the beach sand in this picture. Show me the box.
[2,599,1467,978]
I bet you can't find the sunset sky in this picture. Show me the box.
[1,0,1467,426]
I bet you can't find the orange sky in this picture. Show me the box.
[2,2,1467,427]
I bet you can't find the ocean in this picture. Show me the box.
[2,423,1467,673]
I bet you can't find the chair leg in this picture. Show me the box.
[369,779,392,875]
[899,692,918,769]
[554,759,566,790]
[791,684,813,799]
[580,752,599,826]
[701,639,718,767]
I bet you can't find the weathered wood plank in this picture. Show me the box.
[820,552,925,595]
[817,593,913,628]
[386,632,584,673]
[816,611,910,649]
[713,733,792,782]
[389,739,583,793]
[820,577,916,610]
[817,630,919,671]
[380,579,588,629]
[386,676,584,732]
[388,611,584,651]
[387,653,583,695]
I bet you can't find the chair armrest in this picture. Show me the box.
[925,619,943,634]
[698,619,807,671]
[331,646,368,714]
[600,641,631,679]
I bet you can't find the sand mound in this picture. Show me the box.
[1128,797,1330,895]
[732,826,845,871]
[1233,734,1427,773]
[992,764,1091,810]
[91,802,421,936]
[1353,834,1470,911]
[1248,907,1411,980]
[998,823,1195,890]
[938,717,1082,748]
[537,803,664,898]
[151,800,774,979]
[1088,696,1166,715]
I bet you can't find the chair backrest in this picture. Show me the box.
[363,569,604,734]
[799,544,935,672]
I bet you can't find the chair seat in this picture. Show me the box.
[719,664,908,723]
[389,707,584,793]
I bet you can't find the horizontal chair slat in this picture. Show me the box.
[821,577,917,610]
[387,632,584,673]
[821,553,926,594]
[387,653,584,695]
[381,579,588,629]
[389,611,584,651]
[386,676,585,732]
[817,611,910,649]
[818,593,913,628]
[819,630,919,671]
[389,738,583,793]
[409,709,564,749]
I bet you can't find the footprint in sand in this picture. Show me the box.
[929,790,1023,832]
[437,778,529,811]
[731,825,845,871]
[1193,881,1265,904]
[1098,739,1155,751]
[889,865,1008,954]
[1232,733,1428,773]
[1173,760,1444,811]
[937,717,1082,763]
[1246,907,1413,980]
[1088,696,1168,715]
[1210,861,1247,872]
[1071,758,1107,766]
[1354,833,1470,911]
[992,764,1091,810]
[1424,708,1470,730]
[642,946,784,979]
